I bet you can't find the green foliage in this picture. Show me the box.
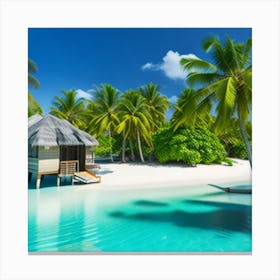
[87,84,120,135]
[95,135,116,157]
[229,140,248,159]
[50,89,86,128]
[215,118,251,160]
[139,82,170,130]
[28,58,40,89]
[152,125,226,165]
[223,157,233,166]
[28,58,43,116]
[179,36,252,166]
[28,92,43,117]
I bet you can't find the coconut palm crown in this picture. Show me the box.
[139,82,170,130]
[50,89,85,128]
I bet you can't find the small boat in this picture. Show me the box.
[208,184,252,194]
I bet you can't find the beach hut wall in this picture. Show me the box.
[28,145,60,174]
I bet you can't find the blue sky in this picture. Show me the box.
[28,28,251,114]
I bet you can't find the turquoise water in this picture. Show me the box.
[28,180,252,252]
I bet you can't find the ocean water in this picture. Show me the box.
[28,180,252,252]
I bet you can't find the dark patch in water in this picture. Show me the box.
[109,201,252,233]
[134,200,168,207]
[182,199,251,211]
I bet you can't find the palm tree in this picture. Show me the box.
[116,90,152,163]
[216,118,252,156]
[50,89,86,128]
[139,82,170,130]
[87,84,120,162]
[28,58,43,116]
[171,88,213,130]
[179,36,252,167]
[139,82,169,160]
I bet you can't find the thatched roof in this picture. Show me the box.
[28,114,99,147]
[28,113,43,127]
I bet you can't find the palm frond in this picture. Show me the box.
[214,77,237,129]
[28,58,38,73]
[180,57,217,73]
[28,75,40,89]
[186,72,223,87]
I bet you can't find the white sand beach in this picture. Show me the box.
[86,159,251,190]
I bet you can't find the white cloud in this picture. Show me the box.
[141,62,158,70]
[141,50,200,80]
[169,95,178,104]
[76,89,92,100]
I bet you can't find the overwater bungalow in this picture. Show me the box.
[28,114,100,189]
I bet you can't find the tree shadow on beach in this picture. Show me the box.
[126,161,196,168]
[95,169,114,175]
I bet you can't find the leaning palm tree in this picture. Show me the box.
[50,89,86,128]
[28,58,43,116]
[179,36,252,167]
[116,90,153,163]
[87,84,120,162]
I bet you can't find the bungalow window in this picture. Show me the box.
[86,147,94,163]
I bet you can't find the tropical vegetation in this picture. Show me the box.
[28,58,43,116]
[86,84,120,162]
[50,89,86,128]
[179,36,252,166]
[153,125,226,165]
[116,89,153,163]
[29,35,252,166]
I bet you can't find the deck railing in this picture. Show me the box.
[57,160,79,186]
[59,160,79,176]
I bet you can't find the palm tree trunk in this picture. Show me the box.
[137,130,145,163]
[122,131,126,163]
[148,142,154,162]
[238,118,252,168]
[129,139,135,161]
[108,128,114,162]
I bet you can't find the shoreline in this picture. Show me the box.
[79,158,251,191]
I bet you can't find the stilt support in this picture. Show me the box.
[28,172,32,182]
[57,176,60,187]
[36,174,41,189]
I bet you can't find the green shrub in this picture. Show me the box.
[95,135,116,157]
[152,125,226,165]
[180,147,201,165]
[223,157,233,166]
[229,140,248,159]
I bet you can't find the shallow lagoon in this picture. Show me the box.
[28,178,251,253]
